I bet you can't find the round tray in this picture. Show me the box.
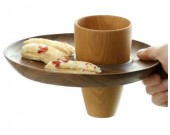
[4,33,160,87]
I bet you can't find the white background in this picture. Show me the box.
[0,0,169,135]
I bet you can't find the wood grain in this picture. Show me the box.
[75,15,132,117]
[82,87,123,117]
[4,33,163,118]
[75,15,132,65]
[4,33,160,87]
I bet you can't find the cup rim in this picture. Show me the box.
[75,15,131,32]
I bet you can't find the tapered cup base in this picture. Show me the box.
[82,86,123,118]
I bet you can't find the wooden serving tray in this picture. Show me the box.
[4,33,161,87]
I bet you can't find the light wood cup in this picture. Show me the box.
[74,15,132,117]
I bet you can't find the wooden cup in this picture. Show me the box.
[74,15,132,117]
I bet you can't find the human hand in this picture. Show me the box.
[137,44,168,107]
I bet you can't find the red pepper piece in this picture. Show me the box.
[52,60,61,67]
[38,45,48,53]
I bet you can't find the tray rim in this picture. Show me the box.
[3,33,160,87]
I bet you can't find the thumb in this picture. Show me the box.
[137,47,158,61]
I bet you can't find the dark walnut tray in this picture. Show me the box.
[4,33,161,87]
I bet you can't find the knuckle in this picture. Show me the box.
[146,86,153,95]
[151,91,168,106]
[142,74,161,86]
[152,95,159,106]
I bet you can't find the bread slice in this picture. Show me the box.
[21,43,68,64]
[45,60,101,74]
[23,38,75,56]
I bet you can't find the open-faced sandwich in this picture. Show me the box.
[45,60,101,74]
[21,38,102,74]
[23,38,75,56]
[21,43,68,64]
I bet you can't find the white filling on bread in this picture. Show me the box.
[23,38,75,56]
[45,60,101,74]
[21,43,68,64]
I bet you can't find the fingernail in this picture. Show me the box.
[136,49,145,57]
[137,49,145,54]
